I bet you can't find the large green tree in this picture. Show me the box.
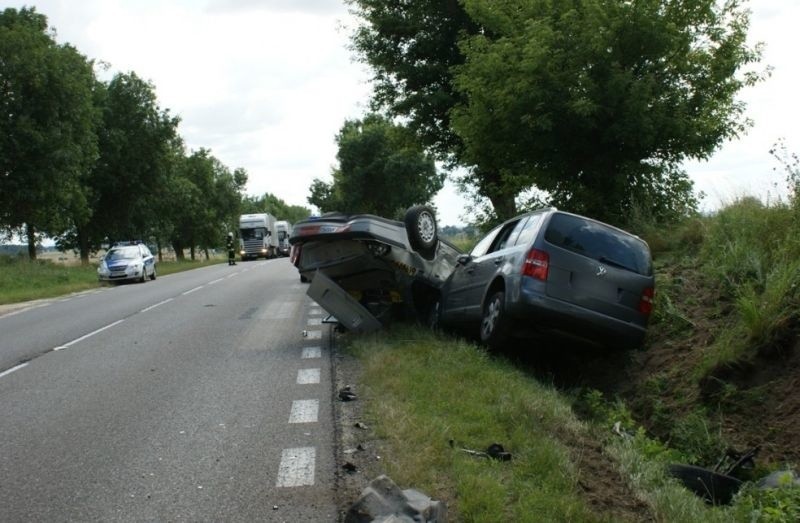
[85,72,181,251]
[348,0,477,159]
[451,0,763,224]
[350,0,764,224]
[167,149,247,260]
[0,7,98,258]
[308,114,444,217]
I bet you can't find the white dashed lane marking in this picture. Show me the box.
[304,330,322,340]
[276,447,316,487]
[301,346,321,359]
[306,318,321,326]
[296,368,320,384]
[288,399,319,423]
[0,362,29,379]
[182,286,203,295]
[140,298,173,313]
[53,319,125,351]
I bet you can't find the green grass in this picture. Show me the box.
[346,325,800,521]
[346,327,624,521]
[0,255,226,305]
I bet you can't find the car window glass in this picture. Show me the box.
[488,219,522,254]
[514,214,542,247]
[544,213,652,275]
[470,225,502,257]
[106,246,139,260]
[505,217,531,247]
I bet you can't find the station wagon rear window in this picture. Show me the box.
[544,213,652,276]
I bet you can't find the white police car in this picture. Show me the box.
[97,242,156,283]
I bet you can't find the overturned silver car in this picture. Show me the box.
[289,205,462,331]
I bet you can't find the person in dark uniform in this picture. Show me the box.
[226,232,236,265]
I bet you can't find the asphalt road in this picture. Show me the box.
[0,258,338,522]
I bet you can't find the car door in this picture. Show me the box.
[443,225,502,318]
[460,218,527,319]
[140,245,154,276]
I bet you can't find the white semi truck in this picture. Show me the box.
[275,220,292,257]
[239,213,278,260]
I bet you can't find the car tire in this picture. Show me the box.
[404,205,438,260]
[480,291,510,349]
[300,274,309,283]
[150,266,157,280]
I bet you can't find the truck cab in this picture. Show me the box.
[239,213,278,260]
[275,220,292,257]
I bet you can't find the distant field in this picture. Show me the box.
[0,252,226,305]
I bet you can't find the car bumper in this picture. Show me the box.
[98,268,146,281]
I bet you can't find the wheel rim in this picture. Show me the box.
[417,211,436,244]
[481,297,500,338]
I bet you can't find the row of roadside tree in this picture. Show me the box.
[0,7,310,264]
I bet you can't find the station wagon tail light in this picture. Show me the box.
[639,287,654,315]
[522,248,549,281]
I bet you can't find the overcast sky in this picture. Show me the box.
[4,0,799,225]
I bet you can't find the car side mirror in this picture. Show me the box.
[457,254,472,266]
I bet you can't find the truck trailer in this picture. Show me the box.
[239,213,278,260]
[275,220,292,256]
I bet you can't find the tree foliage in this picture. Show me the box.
[66,72,182,260]
[349,0,765,225]
[308,114,444,218]
[348,0,477,159]
[0,7,294,263]
[242,193,311,224]
[0,7,99,257]
[451,0,762,224]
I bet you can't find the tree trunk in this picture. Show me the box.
[190,246,196,261]
[156,239,163,263]
[77,226,90,265]
[26,224,37,260]
[172,240,185,261]
[203,248,210,261]
[488,194,517,222]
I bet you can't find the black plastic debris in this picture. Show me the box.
[354,422,368,430]
[668,464,742,505]
[339,385,358,401]
[668,446,760,505]
[343,461,358,473]
[449,439,512,461]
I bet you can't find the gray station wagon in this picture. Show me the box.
[435,208,654,350]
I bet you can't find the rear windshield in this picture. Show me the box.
[544,213,651,276]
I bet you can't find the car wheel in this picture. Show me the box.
[404,205,438,260]
[480,291,509,348]
[150,266,157,280]
[300,274,309,283]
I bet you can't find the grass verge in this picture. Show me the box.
[0,255,226,305]
[346,326,632,522]
[344,325,799,521]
